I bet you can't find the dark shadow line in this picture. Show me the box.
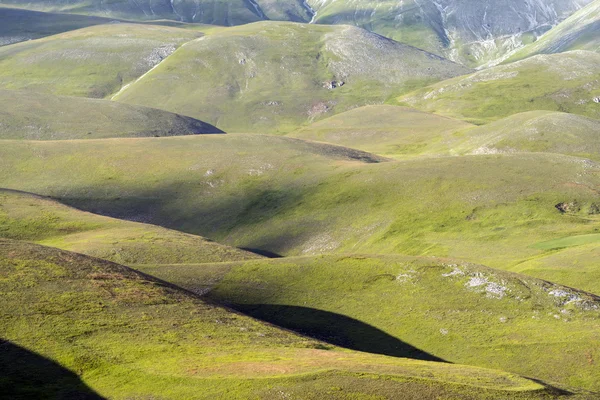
[222,304,447,363]
[239,247,283,258]
[0,339,106,400]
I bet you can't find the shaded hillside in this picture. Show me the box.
[114,22,470,133]
[0,189,257,264]
[0,6,115,46]
[0,0,264,25]
[1,136,600,274]
[0,89,222,139]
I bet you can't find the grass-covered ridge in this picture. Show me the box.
[1,239,568,399]
[114,21,470,133]
[451,111,600,160]
[0,23,202,98]
[289,105,473,158]
[400,51,600,124]
[0,189,257,264]
[1,136,600,281]
[138,254,600,392]
[0,89,222,139]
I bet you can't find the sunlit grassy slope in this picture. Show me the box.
[508,0,600,62]
[1,135,600,277]
[451,111,600,159]
[0,23,202,98]
[114,21,470,133]
[0,189,257,264]
[510,239,600,295]
[290,105,473,158]
[2,239,569,399]
[400,51,600,124]
[0,89,222,139]
[138,254,600,392]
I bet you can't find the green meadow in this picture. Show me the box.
[1,6,600,398]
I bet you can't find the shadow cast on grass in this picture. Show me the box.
[0,339,105,400]
[230,304,446,362]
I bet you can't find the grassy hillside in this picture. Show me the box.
[451,111,600,160]
[138,254,600,392]
[0,89,222,139]
[114,21,470,133]
[400,51,600,124]
[1,239,568,399]
[1,135,600,275]
[511,240,600,296]
[290,105,473,158]
[0,189,257,264]
[508,0,600,62]
[0,23,202,98]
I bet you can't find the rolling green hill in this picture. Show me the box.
[452,111,600,160]
[113,21,470,133]
[1,239,567,399]
[0,189,257,264]
[509,0,600,62]
[0,89,222,139]
[512,239,600,295]
[0,135,599,278]
[0,23,202,98]
[138,254,600,392]
[400,51,600,124]
[290,105,473,158]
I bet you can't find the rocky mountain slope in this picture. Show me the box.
[509,0,600,61]
[1,0,594,67]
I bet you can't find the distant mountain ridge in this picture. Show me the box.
[0,0,594,66]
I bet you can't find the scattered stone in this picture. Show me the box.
[466,274,508,299]
[555,200,580,213]
[549,289,582,305]
[593,97,600,103]
[589,203,600,215]
[442,266,464,277]
[499,316,508,323]
[323,81,345,90]
[440,328,449,335]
